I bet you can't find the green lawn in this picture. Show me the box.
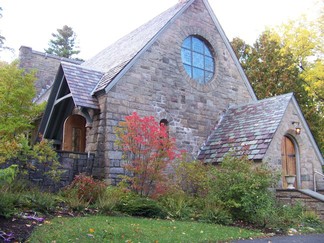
[29,215,263,242]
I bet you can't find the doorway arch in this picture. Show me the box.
[281,135,299,189]
[63,114,86,152]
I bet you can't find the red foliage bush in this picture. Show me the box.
[67,174,106,204]
[115,112,181,198]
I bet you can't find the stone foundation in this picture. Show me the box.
[276,189,324,221]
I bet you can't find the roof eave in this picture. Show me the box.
[102,0,195,94]
[291,95,324,165]
[203,0,257,101]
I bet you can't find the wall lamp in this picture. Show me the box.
[292,121,301,135]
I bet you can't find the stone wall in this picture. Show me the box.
[18,46,82,103]
[276,189,324,221]
[264,101,324,190]
[86,0,255,184]
[2,152,96,191]
[29,152,97,191]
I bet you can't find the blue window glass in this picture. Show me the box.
[192,38,204,53]
[193,53,204,69]
[205,57,214,72]
[193,68,204,83]
[181,49,191,65]
[181,36,214,84]
[183,64,192,78]
[182,37,191,49]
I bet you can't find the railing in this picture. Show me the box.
[314,170,324,192]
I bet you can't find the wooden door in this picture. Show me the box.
[63,115,86,152]
[281,136,297,189]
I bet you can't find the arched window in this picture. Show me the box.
[159,119,169,127]
[181,36,214,84]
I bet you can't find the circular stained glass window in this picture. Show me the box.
[181,36,214,84]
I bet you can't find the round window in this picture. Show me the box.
[181,36,214,84]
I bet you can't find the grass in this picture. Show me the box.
[29,215,264,242]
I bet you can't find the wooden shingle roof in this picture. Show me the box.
[61,62,104,109]
[198,93,293,163]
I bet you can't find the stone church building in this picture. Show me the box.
[24,0,322,191]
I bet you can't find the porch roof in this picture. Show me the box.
[198,93,293,163]
[61,62,104,109]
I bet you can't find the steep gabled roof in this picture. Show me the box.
[61,62,104,109]
[198,93,293,163]
[80,0,256,100]
[82,0,190,93]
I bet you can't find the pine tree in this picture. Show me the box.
[45,25,80,59]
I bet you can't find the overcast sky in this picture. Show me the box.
[0,0,321,62]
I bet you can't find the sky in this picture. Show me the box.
[0,0,321,62]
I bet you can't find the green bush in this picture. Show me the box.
[0,192,20,218]
[158,189,194,220]
[198,195,233,225]
[23,190,59,214]
[173,160,212,197]
[116,196,167,218]
[96,185,131,214]
[210,155,279,226]
[0,164,18,185]
[0,179,60,217]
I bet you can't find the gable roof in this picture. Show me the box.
[83,0,189,94]
[61,62,104,109]
[198,93,293,163]
[80,0,256,100]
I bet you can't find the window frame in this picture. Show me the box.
[181,36,215,84]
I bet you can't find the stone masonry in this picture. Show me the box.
[19,46,82,103]
[85,0,255,184]
[276,189,324,221]
[264,101,324,190]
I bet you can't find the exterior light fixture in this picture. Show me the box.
[292,121,301,135]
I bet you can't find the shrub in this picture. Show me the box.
[0,192,20,218]
[64,174,106,204]
[255,202,307,233]
[211,154,279,226]
[96,184,131,214]
[158,189,194,220]
[116,196,167,218]
[115,112,180,198]
[200,202,233,225]
[23,191,59,214]
[0,164,18,185]
[173,159,212,197]
[0,179,60,217]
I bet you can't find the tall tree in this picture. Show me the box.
[231,17,324,154]
[0,62,60,180]
[45,25,80,59]
[0,7,5,50]
[0,61,38,139]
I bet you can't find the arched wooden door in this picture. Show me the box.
[281,136,297,189]
[63,115,86,152]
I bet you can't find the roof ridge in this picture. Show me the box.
[61,61,105,74]
[82,0,193,92]
[228,92,294,110]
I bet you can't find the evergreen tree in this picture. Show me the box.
[45,25,80,59]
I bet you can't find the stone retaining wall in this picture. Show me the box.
[276,189,324,221]
[2,152,97,192]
